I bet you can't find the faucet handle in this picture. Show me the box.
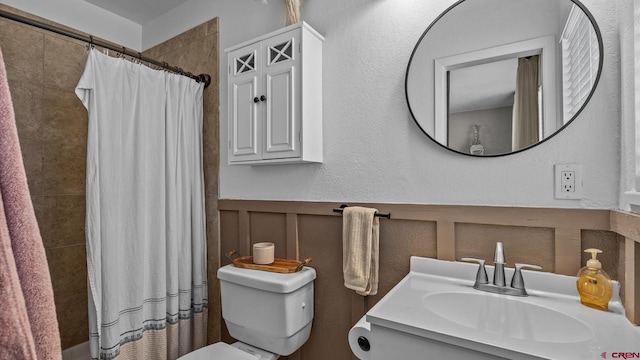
[510,263,542,290]
[494,242,505,264]
[461,258,489,285]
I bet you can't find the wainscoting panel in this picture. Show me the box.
[455,223,556,271]
[610,211,640,324]
[297,214,352,359]
[218,200,639,360]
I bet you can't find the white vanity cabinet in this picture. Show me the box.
[226,22,323,165]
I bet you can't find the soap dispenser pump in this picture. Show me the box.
[576,248,612,311]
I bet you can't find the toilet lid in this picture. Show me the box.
[178,342,258,360]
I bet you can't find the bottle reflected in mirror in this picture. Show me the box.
[470,124,484,155]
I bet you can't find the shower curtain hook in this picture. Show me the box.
[86,35,94,52]
[137,52,142,64]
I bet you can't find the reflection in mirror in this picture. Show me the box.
[406,0,602,157]
[448,56,542,155]
[449,55,541,155]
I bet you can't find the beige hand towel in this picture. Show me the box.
[342,206,379,296]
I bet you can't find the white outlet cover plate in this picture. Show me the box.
[555,164,582,199]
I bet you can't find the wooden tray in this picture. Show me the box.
[226,250,312,273]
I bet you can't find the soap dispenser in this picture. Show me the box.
[576,248,612,311]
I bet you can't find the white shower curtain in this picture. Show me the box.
[75,49,207,360]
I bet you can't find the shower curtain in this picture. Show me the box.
[75,49,207,360]
[512,55,540,151]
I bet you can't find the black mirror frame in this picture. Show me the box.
[405,0,604,157]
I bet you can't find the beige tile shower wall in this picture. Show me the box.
[0,5,90,349]
[143,18,221,345]
[219,200,638,360]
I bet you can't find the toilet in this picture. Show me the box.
[179,263,316,360]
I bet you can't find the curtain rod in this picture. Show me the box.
[0,9,211,88]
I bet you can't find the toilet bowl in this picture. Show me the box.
[179,264,316,360]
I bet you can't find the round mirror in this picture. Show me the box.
[406,0,603,156]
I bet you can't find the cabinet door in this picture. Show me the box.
[228,43,262,162]
[262,29,302,160]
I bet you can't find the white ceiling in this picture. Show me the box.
[449,58,518,114]
[83,0,191,24]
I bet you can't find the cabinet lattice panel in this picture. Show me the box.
[235,52,255,75]
[268,40,293,65]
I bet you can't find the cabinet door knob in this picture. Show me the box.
[260,95,267,102]
[253,97,260,103]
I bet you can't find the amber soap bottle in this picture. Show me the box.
[576,248,612,311]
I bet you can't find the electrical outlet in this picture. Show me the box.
[555,164,582,199]
[560,171,575,192]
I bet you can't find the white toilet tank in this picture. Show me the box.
[217,264,316,356]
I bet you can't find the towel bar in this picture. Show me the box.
[332,204,391,219]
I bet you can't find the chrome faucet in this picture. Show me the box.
[462,242,541,297]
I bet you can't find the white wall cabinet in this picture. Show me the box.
[226,22,323,165]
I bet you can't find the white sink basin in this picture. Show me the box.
[422,291,594,343]
[357,256,640,360]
